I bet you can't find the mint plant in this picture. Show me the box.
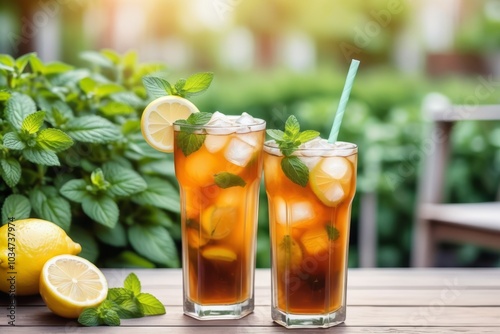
[0,50,209,267]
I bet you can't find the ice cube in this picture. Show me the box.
[224,135,255,167]
[300,156,321,170]
[235,112,256,125]
[322,157,352,181]
[204,135,229,153]
[206,111,234,135]
[324,182,345,203]
[238,132,260,147]
[274,197,315,225]
[300,137,331,157]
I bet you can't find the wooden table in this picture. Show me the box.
[2,268,499,333]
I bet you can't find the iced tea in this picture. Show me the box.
[173,112,265,319]
[264,139,357,328]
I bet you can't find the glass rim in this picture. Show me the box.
[264,139,358,155]
[173,116,266,132]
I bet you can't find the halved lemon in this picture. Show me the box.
[39,255,108,319]
[140,95,200,152]
[310,157,353,207]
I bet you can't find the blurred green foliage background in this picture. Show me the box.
[1,0,500,267]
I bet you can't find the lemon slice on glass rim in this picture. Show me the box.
[39,254,108,319]
[140,95,200,152]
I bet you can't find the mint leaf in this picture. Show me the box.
[174,78,186,95]
[5,93,37,130]
[95,83,124,98]
[0,90,11,101]
[82,194,118,228]
[29,187,71,231]
[23,148,60,166]
[103,162,147,197]
[21,110,45,134]
[266,129,285,141]
[184,112,213,125]
[43,61,74,74]
[128,225,179,267]
[142,76,172,98]
[182,72,213,97]
[1,194,31,224]
[175,112,213,156]
[284,115,300,138]
[101,308,121,326]
[28,54,45,73]
[214,172,246,189]
[0,54,14,71]
[37,128,74,152]
[106,289,143,319]
[124,273,141,295]
[79,77,97,95]
[137,293,166,316]
[326,225,340,241]
[107,288,131,302]
[95,222,127,247]
[281,156,309,187]
[78,308,102,327]
[296,130,320,143]
[176,131,205,156]
[99,101,135,116]
[65,115,121,143]
[132,176,180,213]
[60,179,88,203]
[80,51,114,68]
[3,132,26,150]
[15,53,34,72]
[0,158,21,188]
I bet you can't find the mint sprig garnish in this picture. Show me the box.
[266,115,319,187]
[175,112,213,156]
[78,273,165,327]
[214,172,246,189]
[142,72,213,99]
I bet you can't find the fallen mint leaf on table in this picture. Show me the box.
[78,272,165,327]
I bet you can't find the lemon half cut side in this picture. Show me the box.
[140,95,200,152]
[39,255,108,319]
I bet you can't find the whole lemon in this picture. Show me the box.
[0,218,81,296]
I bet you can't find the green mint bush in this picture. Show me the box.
[0,50,193,267]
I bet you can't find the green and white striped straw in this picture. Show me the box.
[328,59,360,143]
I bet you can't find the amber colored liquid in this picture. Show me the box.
[174,129,264,305]
[264,149,357,314]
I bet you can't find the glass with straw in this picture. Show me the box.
[263,60,359,328]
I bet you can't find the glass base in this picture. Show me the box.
[272,306,346,328]
[184,298,254,320]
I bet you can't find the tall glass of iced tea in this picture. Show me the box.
[173,112,265,319]
[264,137,357,328]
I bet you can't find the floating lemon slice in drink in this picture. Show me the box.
[310,157,352,207]
[202,246,237,262]
[141,95,200,152]
[39,255,108,319]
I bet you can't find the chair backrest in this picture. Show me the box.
[417,104,500,206]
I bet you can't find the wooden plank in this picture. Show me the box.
[97,268,500,289]
[428,105,500,122]
[3,326,500,334]
[3,288,500,307]
[421,203,500,230]
[3,327,500,334]
[7,306,500,327]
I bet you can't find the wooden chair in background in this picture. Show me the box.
[412,104,500,267]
